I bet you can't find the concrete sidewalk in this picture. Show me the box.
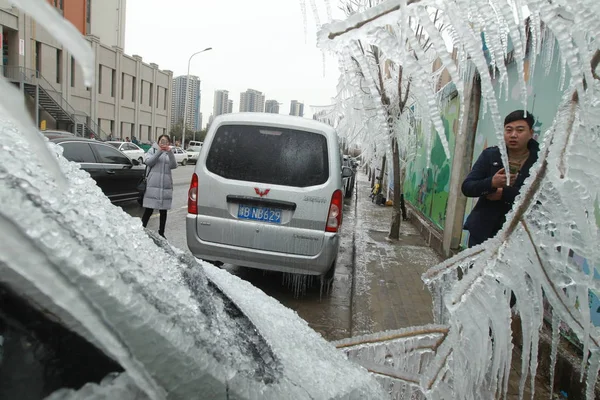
[351,171,554,399]
[350,172,439,336]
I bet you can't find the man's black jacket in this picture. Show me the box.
[462,139,540,246]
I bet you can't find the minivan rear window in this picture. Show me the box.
[206,124,329,187]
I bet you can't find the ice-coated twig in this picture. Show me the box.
[335,325,449,349]
[362,361,422,384]
[327,0,423,40]
[521,219,600,349]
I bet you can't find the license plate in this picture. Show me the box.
[238,205,282,224]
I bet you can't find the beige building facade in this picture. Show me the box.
[0,1,172,142]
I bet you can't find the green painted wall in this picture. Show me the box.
[404,85,459,229]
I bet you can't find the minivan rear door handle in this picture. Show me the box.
[226,195,296,211]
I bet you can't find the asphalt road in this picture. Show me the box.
[120,164,357,341]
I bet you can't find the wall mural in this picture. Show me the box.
[404,85,458,229]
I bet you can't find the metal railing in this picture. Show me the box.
[1,65,108,140]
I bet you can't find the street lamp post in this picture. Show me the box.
[182,47,212,149]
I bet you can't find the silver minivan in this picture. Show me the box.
[186,113,353,281]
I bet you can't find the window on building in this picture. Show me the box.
[156,85,160,109]
[139,124,144,141]
[86,0,92,34]
[35,41,42,75]
[164,88,167,110]
[56,49,62,84]
[98,66,102,94]
[132,77,136,102]
[111,68,116,97]
[70,56,76,87]
[140,80,144,105]
[121,73,125,99]
[149,83,153,107]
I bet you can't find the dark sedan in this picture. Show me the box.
[51,138,145,203]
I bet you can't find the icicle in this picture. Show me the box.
[440,1,509,172]
[550,310,560,399]
[586,350,600,400]
[299,0,308,44]
[415,7,467,138]
[309,0,321,27]
[324,0,332,21]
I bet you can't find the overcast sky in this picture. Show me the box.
[124,0,345,128]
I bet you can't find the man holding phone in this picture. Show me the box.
[462,110,540,248]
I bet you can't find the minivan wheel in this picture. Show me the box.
[181,159,188,166]
[321,260,336,287]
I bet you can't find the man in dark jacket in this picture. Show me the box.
[462,110,540,248]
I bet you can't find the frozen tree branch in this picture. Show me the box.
[328,0,424,40]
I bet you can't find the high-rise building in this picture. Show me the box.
[0,0,172,141]
[171,75,201,131]
[289,100,304,117]
[228,99,233,113]
[213,90,231,116]
[265,100,280,114]
[239,89,265,112]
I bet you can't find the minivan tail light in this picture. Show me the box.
[188,173,198,214]
[326,189,343,232]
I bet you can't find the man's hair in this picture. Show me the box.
[504,110,535,128]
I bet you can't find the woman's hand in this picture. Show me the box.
[159,144,170,152]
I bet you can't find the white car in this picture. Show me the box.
[171,146,189,165]
[186,145,202,164]
[107,141,145,163]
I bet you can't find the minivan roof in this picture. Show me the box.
[211,113,336,136]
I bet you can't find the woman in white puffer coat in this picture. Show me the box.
[141,134,177,238]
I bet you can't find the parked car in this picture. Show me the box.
[186,113,354,283]
[107,141,146,163]
[41,130,76,140]
[51,138,145,203]
[171,146,189,165]
[187,140,203,148]
[137,141,152,153]
[342,155,356,199]
[185,145,202,164]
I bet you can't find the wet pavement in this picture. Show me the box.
[121,166,439,341]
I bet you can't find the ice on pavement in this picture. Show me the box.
[311,0,600,398]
